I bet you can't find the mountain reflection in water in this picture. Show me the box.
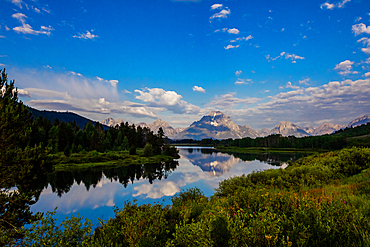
[31,147,305,225]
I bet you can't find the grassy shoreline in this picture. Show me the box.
[49,150,179,171]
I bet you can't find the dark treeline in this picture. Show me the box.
[227,134,348,149]
[33,161,179,198]
[333,122,370,137]
[29,115,177,157]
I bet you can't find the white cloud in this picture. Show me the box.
[230,35,253,43]
[355,17,362,22]
[69,71,82,77]
[286,81,300,89]
[10,0,24,8]
[210,8,230,20]
[73,30,98,39]
[266,52,305,62]
[95,76,119,88]
[365,72,370,77]
[357,37,370,54]
[135,88,200,114]
[334,60,357,75]
[10,68,159,119]
[211,4,223,10]
[193,86,205,93]
[299,78,310,85]
[320,0,351,9]
[352,23,370,36]
[224,44,239,49]
[207,93,260,109]
[227,28,239,34]
[235,78,252,84]
[235,70,242,76]
[135,88,182,106]
[12,13,53,36]
[337,0,351,8]
[357,37,370,46]
[17,88,31,97]
[123,89,132,94]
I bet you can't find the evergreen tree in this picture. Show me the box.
[0,69,53,243]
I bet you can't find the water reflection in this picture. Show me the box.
[31,147,305,225]
[47,161,179,197]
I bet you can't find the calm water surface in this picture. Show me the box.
[31,147,303,226]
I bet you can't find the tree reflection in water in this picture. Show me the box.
[46,161,179,197]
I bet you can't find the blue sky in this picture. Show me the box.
[1,0,370,129]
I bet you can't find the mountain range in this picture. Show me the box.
[101,111,370,140]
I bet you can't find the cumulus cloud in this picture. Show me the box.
[12,13,53,36]
[227,28,239,34]
[334,60,358,75]
[230,35,253,43]
[73,30,98,39]
[211,4,223,10]
[235,78,252,84]
[224,44,239,49]
[210,8,230,20]
[286,81,300,89]
[235,70,242,76]
[320,0,351,9]
[95,76,119,87]
[227,78,370,129]
[365,72,370,77]
[10,0,24,8]
[193,86,205,93]
[357,37,370,54]
[135,88,200,114]
[299,78,310,85]
[352,23,370,36]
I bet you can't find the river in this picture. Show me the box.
[31,147,304,226]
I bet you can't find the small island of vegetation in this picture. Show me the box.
[1,69,370,246]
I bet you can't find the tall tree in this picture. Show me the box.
[0,69,53,244]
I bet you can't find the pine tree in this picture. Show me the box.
[0,69,53,244]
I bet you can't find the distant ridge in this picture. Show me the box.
[28,107,101,128]
[101,111,369,140]
[347,115,370,128]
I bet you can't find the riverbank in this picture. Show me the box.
[49,150,179,171]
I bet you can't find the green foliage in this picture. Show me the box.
[143,143,153,157]
[0,69,53,244]
[89,200,170,246]
[4,209,93,246]
[163,145,180,158]
[129,145,136,155]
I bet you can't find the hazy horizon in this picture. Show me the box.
[2,0,370,129]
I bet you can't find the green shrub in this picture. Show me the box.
[143,143,153,157]
[129,145,136,155]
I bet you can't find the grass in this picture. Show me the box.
[49,150,179,171]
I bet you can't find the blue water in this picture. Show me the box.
[31,147,289,227]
